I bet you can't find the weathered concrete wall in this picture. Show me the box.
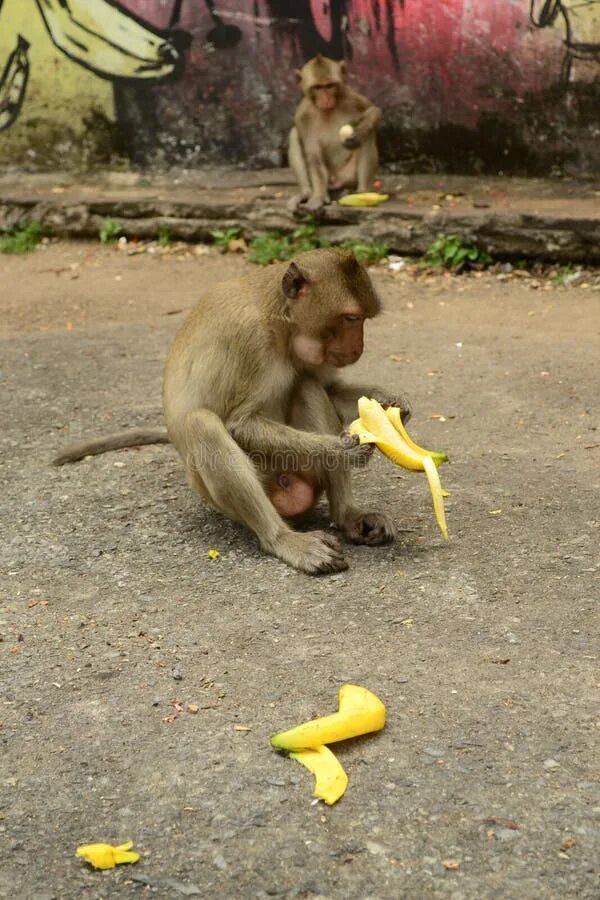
[0,1,599,176]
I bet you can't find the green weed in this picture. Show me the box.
[210,227,241,249]
[248,221,324,265]
[339,240,389,267]
[422,234,491,272]
[99,218,122,244]
[247,220,387,267]
[0,222,43,254]
[157,225,171,247]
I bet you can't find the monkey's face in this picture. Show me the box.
[311,83,339,111]
[321,313,365,367]
[282,251,380,369]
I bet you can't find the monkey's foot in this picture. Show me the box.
[287,194,309,213]
[341,511,395,546]
[268,530,348,575]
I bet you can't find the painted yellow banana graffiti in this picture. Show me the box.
[34,0,182,80]
[271,684,386,805]
[350,397,450,539]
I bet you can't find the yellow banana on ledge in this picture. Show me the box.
[271,684,386,805]
[349,397,450,540]
[338,192,389,207]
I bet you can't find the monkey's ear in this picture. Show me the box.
[339,60,346,75]
[282,261,308,300]
[294,68,302,82]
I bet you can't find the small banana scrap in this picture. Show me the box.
[349,397,450,539]
[76,840,140,870]
[270,684,386,805]
[338,192,389,207]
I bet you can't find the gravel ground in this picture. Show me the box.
[1,242,598,899]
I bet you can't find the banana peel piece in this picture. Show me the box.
[350,397,450,540]
[338,192,389,207]
[290,745,348,806]
[271,684,386,751]
[76,840,140,870]
[270,684,386,805]
[384,406,448,466]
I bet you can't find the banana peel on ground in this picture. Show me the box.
[338,192,389,207]
[76,840,140,870]
[270,684,386,805]
[349,397,450,540]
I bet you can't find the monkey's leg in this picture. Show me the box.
[288,127,312,211]
[290,379,395,546]
[183,408,348,574]
[356,132,379,192]
[304,148,331,211]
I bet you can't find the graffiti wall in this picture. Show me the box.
[0,1,599,175]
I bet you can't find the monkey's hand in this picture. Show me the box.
[371,393,412,424]
[341,510,395,546]
[342,134,362,150]
[340,431,375,468]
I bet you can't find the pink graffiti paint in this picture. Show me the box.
[310,0,332,43]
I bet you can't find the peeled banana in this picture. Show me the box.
[271,684,386,805]
[35,0,182,80]
[338,192,389,207]
[350,397,450,540]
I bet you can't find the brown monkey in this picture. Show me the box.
[54,249,411,575]
[288,54,381,212]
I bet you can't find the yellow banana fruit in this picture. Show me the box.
[35,0,182,80]
[76,840,140,870]
[289,745,348,806]
[271,684,386,805]
[350,397,450,540]
[338,192,389,207]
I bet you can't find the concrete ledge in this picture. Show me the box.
[1,170,598,262]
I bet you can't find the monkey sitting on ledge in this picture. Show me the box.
[54,249,411,575]
[288,54,381,213]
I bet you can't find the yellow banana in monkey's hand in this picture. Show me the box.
[338,192,389,207]
[349,397,450,540]
[270,684,385,805]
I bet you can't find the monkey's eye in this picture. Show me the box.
[344,315,362,323]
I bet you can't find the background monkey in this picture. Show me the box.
[288,54,381,212]
[54,249,411,575]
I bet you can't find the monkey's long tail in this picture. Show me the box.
[52,428,170,466]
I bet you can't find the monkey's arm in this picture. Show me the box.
[342,93,381,148]
[228,413,370,470]
[326,381,411,425]
[229,414,340,459]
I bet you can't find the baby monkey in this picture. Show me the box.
[288,54,381,212]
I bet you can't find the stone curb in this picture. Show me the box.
[1,171,598,262]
